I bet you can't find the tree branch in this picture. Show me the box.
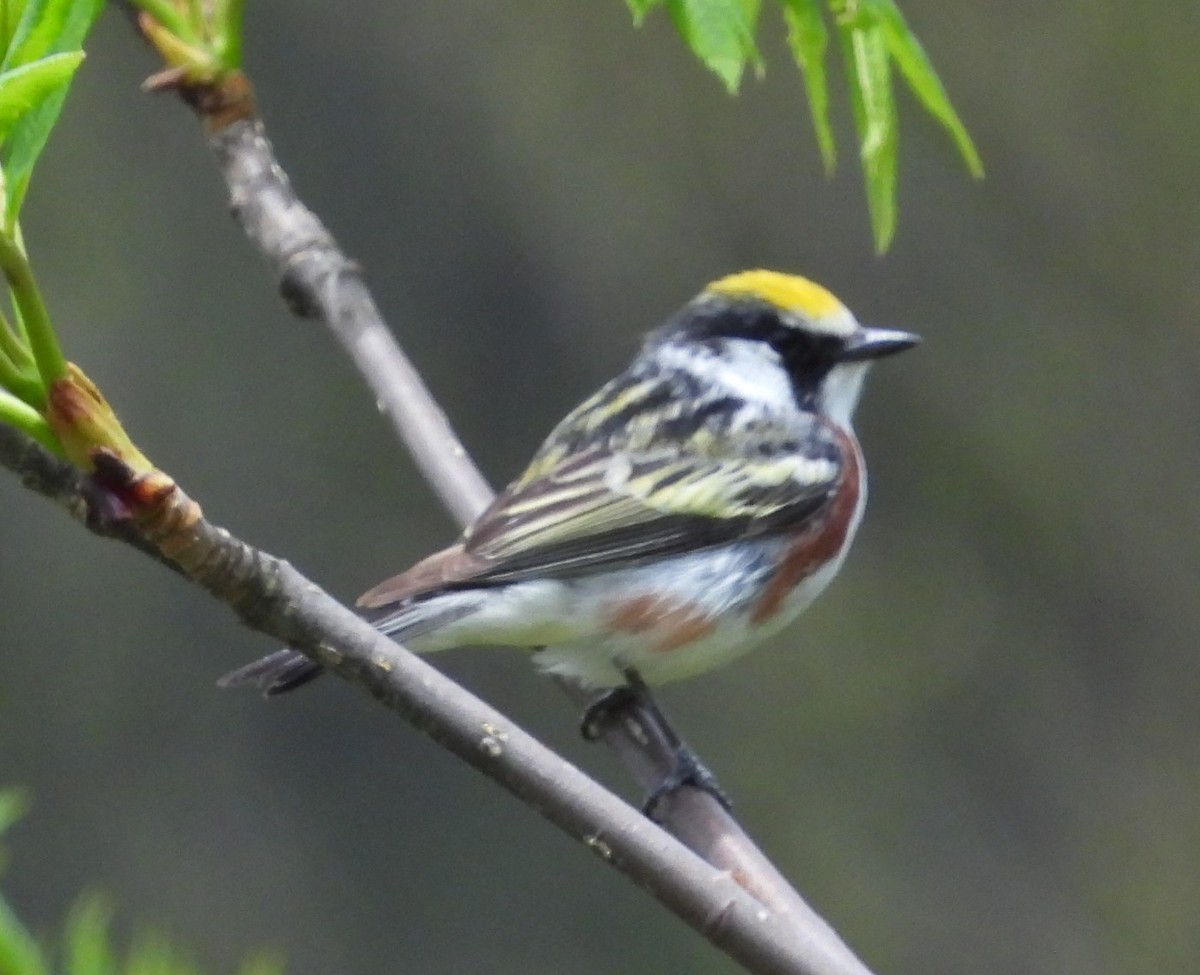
[9,12,880,968]
[0,422,182,575]
[0,428,870,975]
[196,110,871,967]
[211,116,493,528]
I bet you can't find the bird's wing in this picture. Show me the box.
[449,411,846,585]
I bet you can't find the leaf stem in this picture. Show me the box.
[185,0,204,33]
[0,233,64,396]
[220,0,244,69]
[0,385,60,454]
[0,343,40,405]
[0,306,30,368]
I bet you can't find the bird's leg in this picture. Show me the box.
[579,682,640,741]
[580,668,732,820]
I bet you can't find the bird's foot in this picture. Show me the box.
[578,671,733,822]
[641,743,733,822]
[579,684,641,741]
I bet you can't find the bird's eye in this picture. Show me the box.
[771,327,839,380]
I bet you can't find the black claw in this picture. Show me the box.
[642,746,733,821]
[578,668,733,820]
[579,685,640,740]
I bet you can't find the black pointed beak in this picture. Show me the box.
[839,326,921,362]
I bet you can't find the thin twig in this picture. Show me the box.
[211,118,492,527]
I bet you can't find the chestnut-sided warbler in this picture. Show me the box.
[222,271,917,780]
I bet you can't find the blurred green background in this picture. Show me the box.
[2,2,1198,973]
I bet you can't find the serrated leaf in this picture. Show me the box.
[3,0,100,226]
[873,0,982,176]
[780,0,835,173]
[666,0,762,94]
[845,20,890,155]
[843,21,897,251]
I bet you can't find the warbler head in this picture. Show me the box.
[649,269,919,425]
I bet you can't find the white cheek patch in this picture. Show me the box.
[656,339,796,412]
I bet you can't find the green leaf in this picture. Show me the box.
[64,897,118,975]
[842,20,897,251]
[127,0,197,46]
[2,0,100,225]
[0,51,80,137]
[0,791,28,838]
[873,0,982,176]
[0,787,29,873]
[2,0,96,71]
[624,0,664,22]
[126,929,203,975]
[666,0,762,93]
[237,953,284,975]
[624,0,666,24]
[0,0,37,70]
[0,2,29,60]
[780,0,835,173]
[0,895,48,975]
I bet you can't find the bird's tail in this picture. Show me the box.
[217,589,484,696]
[217,648,322,696]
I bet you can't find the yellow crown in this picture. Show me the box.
[707,270,854,336]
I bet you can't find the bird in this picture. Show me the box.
[220,270,917,809]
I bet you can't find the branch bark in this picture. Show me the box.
[0,431,857,975]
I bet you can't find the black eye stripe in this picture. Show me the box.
[659,299,839,355]
[654,298,844,385]
[772,329,843,375]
